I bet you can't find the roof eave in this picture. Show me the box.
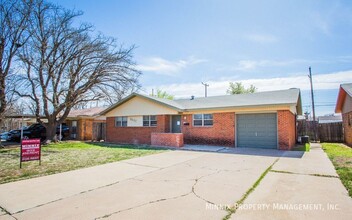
[100,93,183,116]
[335,86,346,113]
[136,93,183,111]
[296,91,303,115]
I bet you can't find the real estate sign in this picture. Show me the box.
[20,139,41,168]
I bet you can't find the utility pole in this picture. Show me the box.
[201,82,209,97]
[308,66,317,141]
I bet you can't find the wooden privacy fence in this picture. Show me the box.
[297,120,343,142]
[318,122,344,142]
[93,122,106,141]
[297,120,317,140]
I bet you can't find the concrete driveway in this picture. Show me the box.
[0,144,351,220]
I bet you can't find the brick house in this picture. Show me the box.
[335,83,352,146]
[101,88,302,150]
[64,107,106,141]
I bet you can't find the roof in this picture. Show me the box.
[67,107,107,118]
[101,88,302,115]
[335,83,352,113]
[176,89,301,111]
[341,83,352,97]
[318,115,342,124]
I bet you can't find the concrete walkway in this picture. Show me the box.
[0,144,351,219]
[233,143,352,220]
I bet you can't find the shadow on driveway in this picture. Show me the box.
[181,144,304,158]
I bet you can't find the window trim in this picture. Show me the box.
[115,116,128,127]
[192,114,213,127]
[143,115,157,127]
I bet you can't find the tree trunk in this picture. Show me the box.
[45,122,57,144]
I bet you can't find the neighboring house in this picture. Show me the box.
[335,83,352,146]
[318,115,342,124]
[64,107,106,141]
[101,88,302,150]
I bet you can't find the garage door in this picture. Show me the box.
[237,113,277,149]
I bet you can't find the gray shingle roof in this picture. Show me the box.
[101,88,302,115]
[175,88,301,111]
[68,107,107,117]
[341,83,352,97]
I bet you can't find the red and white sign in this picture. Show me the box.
[21,139,41,162]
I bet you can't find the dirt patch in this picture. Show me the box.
[334,156,352,168]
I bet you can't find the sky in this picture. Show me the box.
[54,0,352,116]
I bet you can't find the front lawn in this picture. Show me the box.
[322,143,352,197]
[0,141,166,184]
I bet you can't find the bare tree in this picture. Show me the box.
[0,0,32,125]
[15,0,140,142]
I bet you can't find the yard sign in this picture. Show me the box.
[20,139,41,168]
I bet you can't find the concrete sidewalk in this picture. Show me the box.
[233,143,352,220]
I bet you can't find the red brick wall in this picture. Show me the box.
[151,133,184,147]
[106,115,169,145]
[278,110,296,150]
[342,111,352,146]
[182,112,235,146]
[106,111,297,150]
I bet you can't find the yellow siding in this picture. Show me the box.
[105,96,179,117]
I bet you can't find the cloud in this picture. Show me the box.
[137,56,207,76]
[144,70,352,98]
[226,59,312,71]
[245,34,278,43]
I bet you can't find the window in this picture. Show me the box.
[193,114,213,126]
[143,115,157,127]
[115,116,127,127]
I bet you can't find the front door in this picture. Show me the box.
[71,121,77,139]
[171,115,181,133]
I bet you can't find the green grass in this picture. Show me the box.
[223,159,278,220]
[293,143,310,152]
[0,141,166,184]
[322,143,352,197]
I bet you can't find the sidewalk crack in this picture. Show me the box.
[191,170,222,205]
[120,161,160,169]
[270,170,339,178]
[223,158,279,220]
[95,171,221,219]
[94,190,193,219]
[0,206,18,220]
[10,153,207,215]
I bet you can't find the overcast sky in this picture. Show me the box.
[54,0,352,116]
